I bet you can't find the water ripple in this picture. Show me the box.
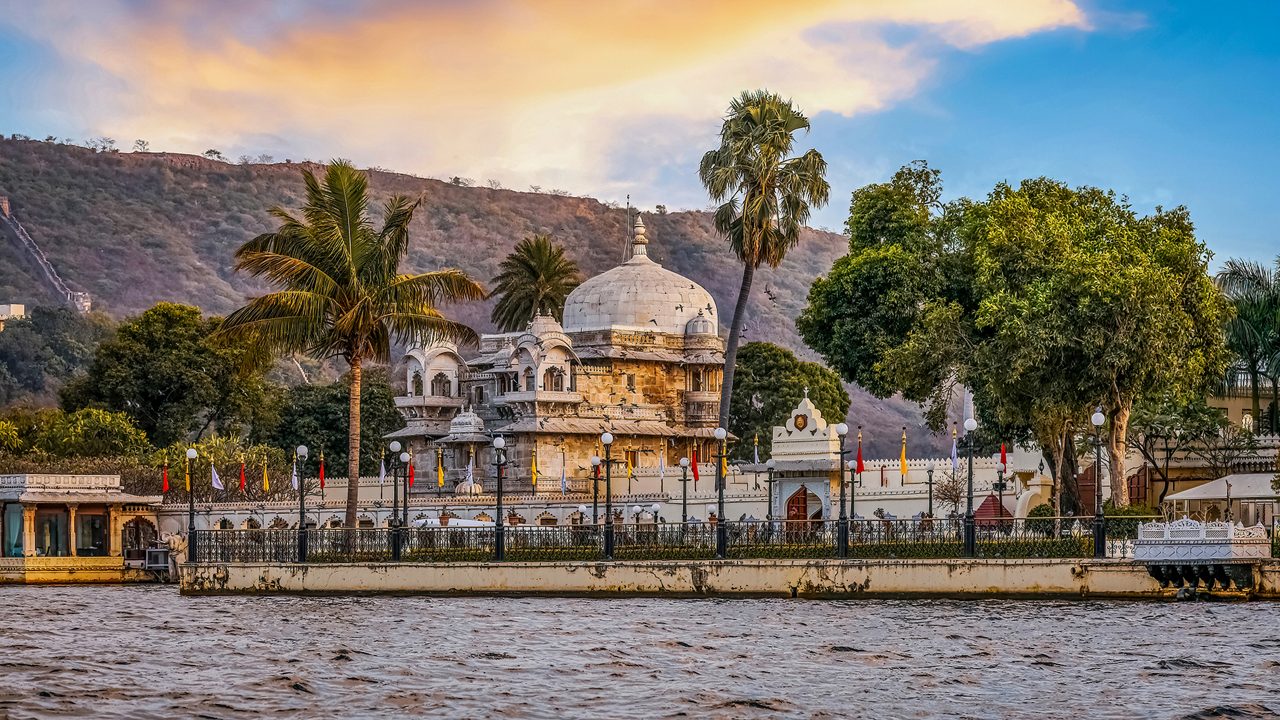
[1,587,1278,718]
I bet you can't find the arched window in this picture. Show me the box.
[691,368,704,392]
[430,372,451,397]
[543,367,564,392]
[216,518,234,530]
[412,371,424,397]
[523,368,535,391]
[268,517,290,529]
[474,386,485,405]
[243,518,262,530]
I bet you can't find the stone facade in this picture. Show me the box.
[391,215,727,500]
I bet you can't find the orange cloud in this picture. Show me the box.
[5,0,1089,205]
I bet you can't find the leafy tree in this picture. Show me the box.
[799,166,1229,506]
[258,368,404,477]
[700,90,830,426]
[727,342,849,461]
[30,408,151,457]
[1126,396,1227,502]
[216,160,484,525]
[489,234,582,331]
[156,435,293,503]
[0,306,113,403]
[203,149,227,161]
[0,419,18,453]
[60,303,268,446]
[133,139,149,152]
[1215,257,1280,432]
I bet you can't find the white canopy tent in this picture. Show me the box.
[1164,473,1277,526]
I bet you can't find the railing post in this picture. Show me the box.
[391,526,402,562]
[297,527,308,563]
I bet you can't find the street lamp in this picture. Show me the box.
[389,441,402,531]
[713,427,728,559]
[925,460,937,518]
[1091,406,1106,559]
[296,444,309,561]
[650,502,661,526]
[994,461,1006,530]
[833,422,849,558]
[577,504,588,526]
[493,436,507,562]
[601,432,615,560]
[963,417,977,556]
[631,504,642,526]
[186,447,198,562]
[399,451,411,529]
[764,458,777,531]
[678,457,690,523]
[590,454,602,525]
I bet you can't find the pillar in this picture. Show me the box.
[107,505,122,557]
[21,504,35,558]
[68,504,78,557]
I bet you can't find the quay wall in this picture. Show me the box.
[179,558,1184,599]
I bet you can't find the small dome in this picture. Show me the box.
[448,409,485,435]
[685,311,714,336]
[562,214,718,336]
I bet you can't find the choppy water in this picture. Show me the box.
[0,587,1277,719]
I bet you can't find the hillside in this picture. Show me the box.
[0,138,944,456]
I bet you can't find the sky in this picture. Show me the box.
[0,0,1275,263]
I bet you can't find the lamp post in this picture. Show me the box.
[925,460,936,518]
[994,461,1007,530]
[398,451,411,534]
[1091,406,1106,559]
[589,455,601,525]
[493,436,507,562]
[631,504,642,526]
[185,447,198,562]
[963,417,977,557]
[678,457,690,523]
[296,445,309,562]
[388,441,402,561]
[602,432,615,560]
[651,502,661,525]
[764,458,776,532]
[833,423,850,558]
[713,427,728,559]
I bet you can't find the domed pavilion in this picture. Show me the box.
[390,215,725,499]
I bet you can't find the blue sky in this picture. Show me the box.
[0,0,1275,263]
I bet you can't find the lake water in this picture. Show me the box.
[1,586,1277,719]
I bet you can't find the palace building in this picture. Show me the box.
[389,215,728,497]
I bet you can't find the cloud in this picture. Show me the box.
[1,0,1088,207]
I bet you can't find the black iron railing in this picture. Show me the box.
[188,516,1158,565]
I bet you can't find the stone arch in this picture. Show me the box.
[323,515,344,528]
[522,367,535,391]
[356,514,375,529]
[412,370,424,396]
[268,516,290,529]
[242,517,262,530]
[542,367,565,392]
[122,518,157,556]
[216,517,235,530]
[474,512,493,523]
[430,371,451,397]
[536,511,558,526]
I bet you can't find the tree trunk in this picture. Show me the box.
[1059,432,1082,515]
[1270,375,1278,435]
[346,357,362,527]
[1250,368,1261,423]
[1108,403,1131,507]
[717,262,755,427]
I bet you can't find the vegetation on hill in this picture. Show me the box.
[0,136,936,457]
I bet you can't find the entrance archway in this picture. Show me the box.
[785,485,823,539]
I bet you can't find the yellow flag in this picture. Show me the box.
[900,428,909,477]
[436,448,445,487]
[185,462,191,492]
[626,451,634,478]
[262,464,269,492]
[531,447,538,484]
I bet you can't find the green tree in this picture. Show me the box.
[489,234,582,331]
[30,408,151,457]
[727,342,849,461]
[0,306,113,404]
[699,90,829,426]
[0,419,19,453]
[60,303,267,446]
[259,368,405,477]
[1215,257,1280,433]
[156,435,293,503]
[800,167,1229,507]
[216,160,484,525]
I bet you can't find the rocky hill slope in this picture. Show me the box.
[0,138,942,456]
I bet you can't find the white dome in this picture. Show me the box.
[562,216,717,336]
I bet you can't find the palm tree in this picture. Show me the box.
[490,234,582,331]
[699,90,830,426]
[218,160,485,525]
[1216,257,1280,432]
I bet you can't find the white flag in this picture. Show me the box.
[211,464,224,491]
[658,453,665,481]
[465,458,474,483]
[378,458,386,485]
[560,463,567,495]
[291,460,299,490]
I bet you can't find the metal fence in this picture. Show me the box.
[190,516,1166,564]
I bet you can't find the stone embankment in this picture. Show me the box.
[177,558,1280,599]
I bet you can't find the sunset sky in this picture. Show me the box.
[0,0,1276,261]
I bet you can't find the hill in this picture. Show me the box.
[0,137,943,456]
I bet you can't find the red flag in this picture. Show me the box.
[1000,443,1007,467]
[162,463,169,493]
[239,462,246,493]
[319,453,325,490]
[691,448,700,486]
[856,439,865,474]
[408,462,415,488]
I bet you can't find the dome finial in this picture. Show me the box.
[630,213,648,259]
